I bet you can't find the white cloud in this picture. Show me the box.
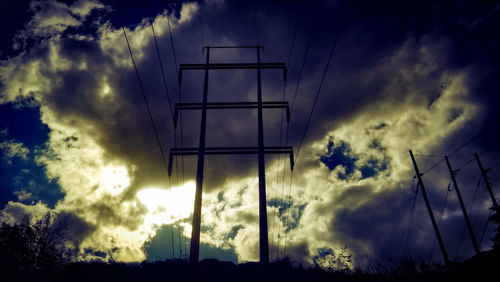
[0,140,30,162]
[0,201,50,225]
[0,0,204,262]
[13,190,33,201]
[0,0,494,267]
[70,0,107,19]
[29,0,82,35]
[178,2,199,24]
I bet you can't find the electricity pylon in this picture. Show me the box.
[169,46,294,263]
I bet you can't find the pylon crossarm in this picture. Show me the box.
[179,63,286,85]
[173,101,290,127]
[202,46,263,50]
[168,146,294,176]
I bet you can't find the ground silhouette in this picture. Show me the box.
[1,249,499,282]
[2,211,500,281]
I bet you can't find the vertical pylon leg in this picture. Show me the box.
[257,47,269,263]
[190,47,210,263]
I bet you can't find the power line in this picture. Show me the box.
[282,170,294,258]
[166,2,179,76]
[199,3,205,56]
[146,0,174,121]
[396,176,416,258]
[165,4,186,252]
[294,0,351,163]
[272,0,303,261]
[420,159,446,176]
[275,150,289,259]
[414,154,441,158]
[113,0,170,177]
[146,0,181,258]
[455,157,475,172]
[429,180,451,260]
[271,93,285,260]
[289,0,322,116]
[479,210,493,250]
[286,0,303,70]
[259,0,271,54]
[275,157,288,259]
[490,160,500,169]
[282,0,351,259]
[455,175,482,260]
[403,183,419,258]
[420,118,500,175]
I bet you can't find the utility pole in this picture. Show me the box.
[169,46,294,263]
[474,153,498,213]
[445,156,480,254]
[409,150,450,265]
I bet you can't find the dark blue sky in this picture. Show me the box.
[0,101,63,208]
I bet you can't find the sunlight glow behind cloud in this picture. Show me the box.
[137,182,195,224]
[99,165,130,196]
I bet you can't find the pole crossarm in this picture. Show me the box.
[168,146,294,176]
[178,63,287,85]
[202,45,264,50]
[173,101,290,128]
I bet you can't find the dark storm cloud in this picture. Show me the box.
[329,184,416,263]
[54,211,96,243]
[328,157,497,265]
[282,240,309,263]
[8,0,491,195]
[294,0,499,155]
[0,0,289,193]
[235,210,258,224]
[1,0,499,265]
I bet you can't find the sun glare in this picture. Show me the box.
[99,165,130,196]
[137,182,195,225]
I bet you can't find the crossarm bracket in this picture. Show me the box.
[168,146,294,176]
[179,63,287,85]
[173,101,290,128]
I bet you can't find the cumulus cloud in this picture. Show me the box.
[0,201,50,224]
[1,0,499,266]
[70,0,107,19]
[11,0,108,51]
[0,140,30,161]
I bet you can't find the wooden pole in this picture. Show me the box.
[474,153,499,213]
[445,156,480,254]
[409,150,450,265]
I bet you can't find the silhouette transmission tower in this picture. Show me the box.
[168,45,294,263]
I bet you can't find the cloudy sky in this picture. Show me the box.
[1,0,499,267]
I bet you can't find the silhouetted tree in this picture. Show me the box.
[0,212,79,273]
